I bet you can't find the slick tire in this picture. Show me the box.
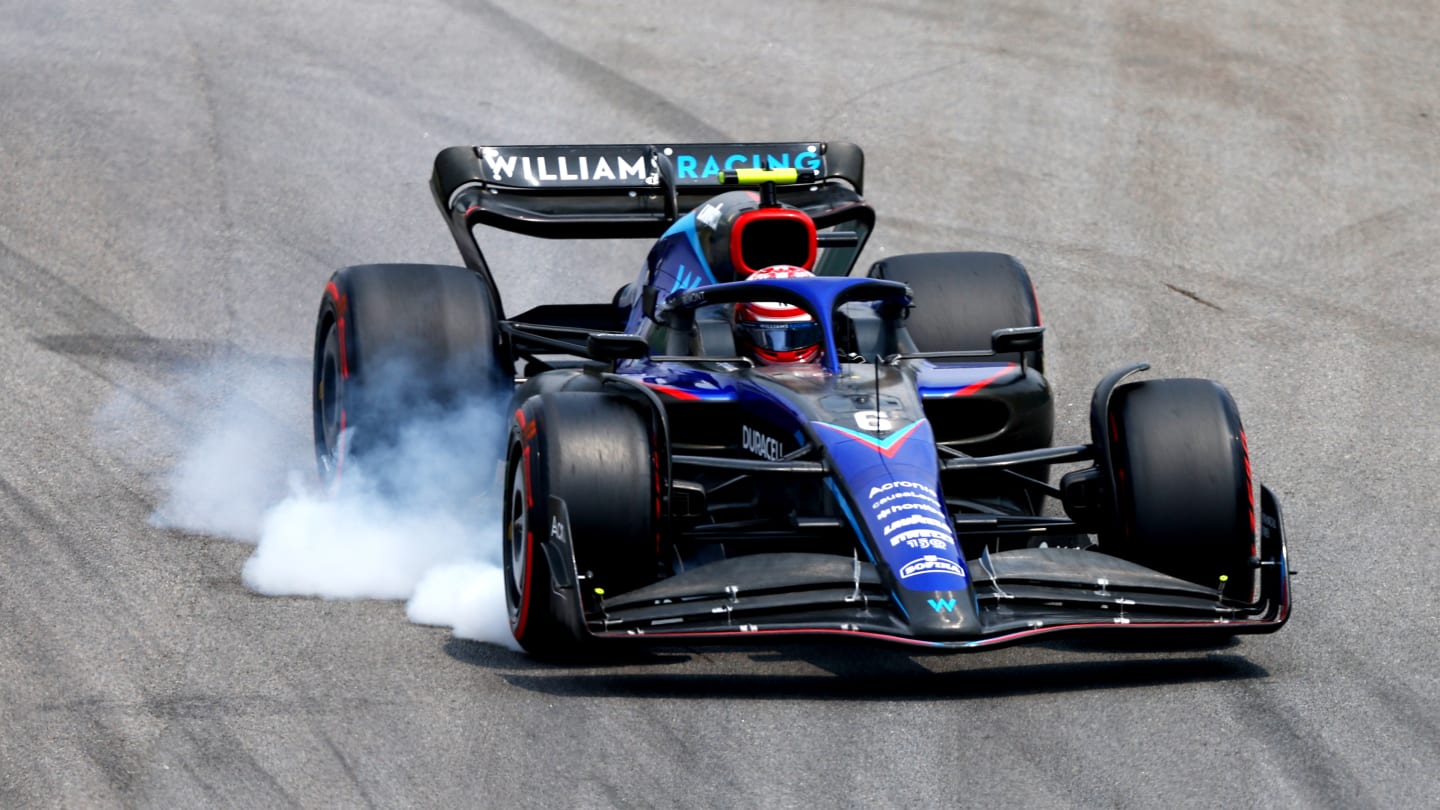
[872,251,1050,516]
[1103,378,1257,599]
[312,264,510,485]
[504,392,660,657]
[867,251,1043,371]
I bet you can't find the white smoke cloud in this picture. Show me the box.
[406,561,518,649]
[241,472,478,600]
[146,359,521,651]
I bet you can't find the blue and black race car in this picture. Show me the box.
[311,141,1291,658]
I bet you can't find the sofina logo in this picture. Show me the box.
[928,597,958,613]
[898,556,964,580]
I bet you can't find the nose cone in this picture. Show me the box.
[812,417,982,636]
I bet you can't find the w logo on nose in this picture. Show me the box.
[928,597,957,613]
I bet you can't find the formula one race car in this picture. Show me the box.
[311,141,1291,657]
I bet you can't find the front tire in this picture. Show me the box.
[1102,378,1257,599]
[503,392,660,657]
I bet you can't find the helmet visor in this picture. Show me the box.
[738,320,824,353]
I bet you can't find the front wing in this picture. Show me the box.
[543,487,1290,651]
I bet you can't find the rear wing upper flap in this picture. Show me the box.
[431,141,867,239]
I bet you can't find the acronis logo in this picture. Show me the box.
[674,151,821,180]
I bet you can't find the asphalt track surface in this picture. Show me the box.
[3,1,1438,807]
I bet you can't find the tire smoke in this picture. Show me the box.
[147,359,520,651]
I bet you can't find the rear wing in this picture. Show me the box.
[426,143,875,319]
[431,141,864,234]
[429,141,874,318]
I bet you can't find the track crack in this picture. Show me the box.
[1163,281,1224,311]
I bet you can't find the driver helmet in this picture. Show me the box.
[735,266,822,365]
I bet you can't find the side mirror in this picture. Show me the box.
[587,332,650,361]
[642,285,663,323]
[991,326,1044,356]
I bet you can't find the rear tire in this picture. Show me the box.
[868,251,1043,371]
[504,392,660,657]
[871,251,1050,517]
[312,264,511,484]
[1102,378,1256,598]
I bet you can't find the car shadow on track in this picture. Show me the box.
[444,638,1268,701]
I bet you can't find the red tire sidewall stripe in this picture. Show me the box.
[1240,430,1256,536]
[325,282,350,380]
[514,432,536,640]
[325,282,351,480]
[514,529,534,639]
[513,405,540,641]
